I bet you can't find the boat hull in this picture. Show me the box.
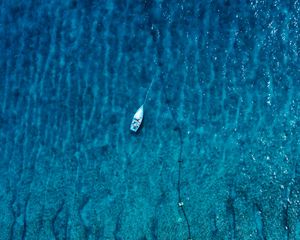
[130,105,144,132]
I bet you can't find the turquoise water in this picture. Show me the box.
[0,0,300,239]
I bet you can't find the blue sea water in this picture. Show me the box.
[0,0,300,239]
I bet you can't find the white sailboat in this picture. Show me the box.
[130,78,154,132]
[130,105,144,132]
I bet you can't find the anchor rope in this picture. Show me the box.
[143,78,155,105]
[161,74,192,239]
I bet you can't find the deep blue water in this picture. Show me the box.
[0,0,300,239]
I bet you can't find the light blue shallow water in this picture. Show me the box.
[0,0,300,239]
